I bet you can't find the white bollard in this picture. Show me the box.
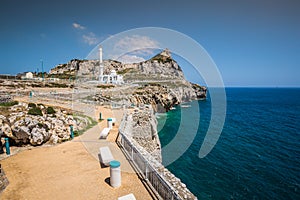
[110,160,121,188]
[107,118,113,129]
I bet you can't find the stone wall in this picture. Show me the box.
[0,95,12,104]
[120,107,162,162]
[0,164,9,193]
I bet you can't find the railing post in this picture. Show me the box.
[145,161,148,180]
[131,146,134,160]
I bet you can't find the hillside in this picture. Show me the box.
[50,49,207,112]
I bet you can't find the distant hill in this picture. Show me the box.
[50,49,207,112]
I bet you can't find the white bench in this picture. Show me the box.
[99,127,110,139]
[118,193,136,200]
[99,146,114,166]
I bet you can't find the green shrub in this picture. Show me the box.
[46,106,56,114]
[37,122,50,131]
[0,101,18,107]
[97,85,115,89]
[28,103,36,108]
[28,107,43,116]
[117,68,133,75]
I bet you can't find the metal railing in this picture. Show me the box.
[119,119,181,200]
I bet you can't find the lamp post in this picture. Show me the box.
[40,59,44,81]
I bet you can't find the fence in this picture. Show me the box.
[119,119,181,200]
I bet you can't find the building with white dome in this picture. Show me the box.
[98,46,124,84]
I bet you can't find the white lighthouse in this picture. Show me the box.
[98,46,124,84]
[99,46,104,81]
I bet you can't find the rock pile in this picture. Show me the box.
[0,103,87,146]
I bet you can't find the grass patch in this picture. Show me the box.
[117,68,133,75]
[0,101,18,107]
[73,114,97,137]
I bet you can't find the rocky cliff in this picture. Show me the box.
[120,106,162,162]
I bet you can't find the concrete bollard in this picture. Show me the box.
[110,160,121,188]
[107,118,113,129]
[5,138,10,155]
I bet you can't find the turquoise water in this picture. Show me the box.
[158,88,300,199]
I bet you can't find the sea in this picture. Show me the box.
[157,88,300,199]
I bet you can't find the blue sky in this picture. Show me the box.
[0,0,299,87]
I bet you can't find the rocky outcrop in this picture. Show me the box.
[128,82,207,112]
[120,107,162,162]
[129,84,178,112]
[49,59,124,77]
[50,49,184,80]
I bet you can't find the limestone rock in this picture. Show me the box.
[0,123,13,138]
[0,103,87,147]
[11,124,31,145]
[30,127,50,145]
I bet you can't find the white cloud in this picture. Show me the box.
[40,33,46,38]
[72,22,85,30]
[117,54,145,64]
[82,32,98,45]
[113,35,159,57]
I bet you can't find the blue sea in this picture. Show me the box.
[157,88,300,199]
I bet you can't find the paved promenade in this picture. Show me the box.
[0,98,154,200]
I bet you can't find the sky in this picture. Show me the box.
[0,0,299,87]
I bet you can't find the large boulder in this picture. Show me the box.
[30,127,50,145]
[11,120,31,145]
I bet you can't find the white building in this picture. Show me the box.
[25,72,33,79]
[98,46,124,84]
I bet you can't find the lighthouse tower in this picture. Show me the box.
[99,46,104,82]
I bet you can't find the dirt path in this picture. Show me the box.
[0,101,154,200]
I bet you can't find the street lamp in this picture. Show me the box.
[40,59,44,81]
